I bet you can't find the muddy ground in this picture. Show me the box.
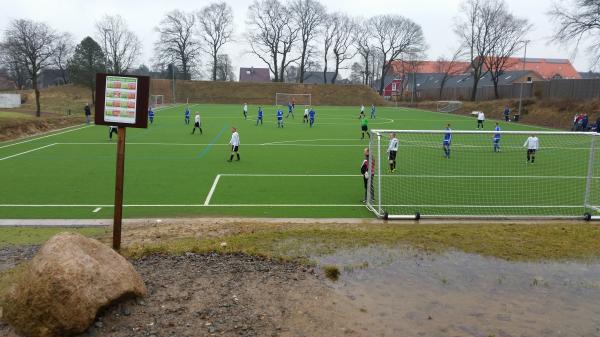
[0,249,380,337]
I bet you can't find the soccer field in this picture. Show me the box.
[0,104,597,219]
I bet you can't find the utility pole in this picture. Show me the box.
[518,40,529,117]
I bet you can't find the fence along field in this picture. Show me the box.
[0,103,588,220]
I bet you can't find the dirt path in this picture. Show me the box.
[0,253,381,337]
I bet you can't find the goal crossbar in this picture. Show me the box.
[366,129,600,220]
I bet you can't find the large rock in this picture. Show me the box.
[1,232,146,337]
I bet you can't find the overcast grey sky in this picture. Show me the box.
[0,0,592,78]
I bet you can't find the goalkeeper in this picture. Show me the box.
[387,133,399,172]
[360,147,374,203]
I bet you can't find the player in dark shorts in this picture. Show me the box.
[361,117,370,139]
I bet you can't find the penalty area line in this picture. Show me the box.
[204,174,222,206]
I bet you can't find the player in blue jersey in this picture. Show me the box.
[184,106,190,125]
[148,107,155,124]
[370,104,376,119]
[308,107,316,127]
[277,107,284,128]
[287,101,294,118]
[256,106,264,126]
[443,123,452,159]
[493,122,501,152]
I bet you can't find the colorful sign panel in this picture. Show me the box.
[95,73,149,128]
[104,76,138,124]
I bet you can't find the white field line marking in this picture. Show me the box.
[261,138,361,145]
[0,203,583,208]
[92,207,102,213]
[204,174,221,206]
[0,143,57,161]
[0,125,91,149]
[218,173,596,179]
[54,141,593,151]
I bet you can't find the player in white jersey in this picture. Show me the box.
[228,127,240,162]
[477,111,485,129]
[242,103,248,120]
[523,134,539,163]
[303,106,309,123]
[387,133,399,173]
[192,113,202,134]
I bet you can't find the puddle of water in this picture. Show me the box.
[316,246,600,337]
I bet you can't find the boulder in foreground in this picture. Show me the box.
[2,232,146,337]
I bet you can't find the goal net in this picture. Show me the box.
[366,129,600,220]
[437,101,462,113]
[150,95,164,108]
[275,93,311,107]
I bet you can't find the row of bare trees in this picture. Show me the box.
[246,0,427,92]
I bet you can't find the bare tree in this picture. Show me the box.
[436,48,465,99]
[155,10,200,80]
[369,15,426,95]
[96,15,142,75]
[215,54,235,81]
[549,0,600,68]
[290,0,325,83]
[2,19,59,116]
[53,32,74,84]
[484,12,530,98]
[354,22,373,86]
[247,0,301,82]
[330,14,356,83]
[322,13,336,83]
[198,2,234,81]
[0,47,28,89]
[454,0,506,101]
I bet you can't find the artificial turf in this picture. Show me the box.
[0,103,593,219]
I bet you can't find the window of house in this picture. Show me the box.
[392,83,397,91]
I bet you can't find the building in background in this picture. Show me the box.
[239,67,271,83]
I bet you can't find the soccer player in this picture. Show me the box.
[361,117,370,139]
[359,104,365,119]
[108,126,118,140]
[360,147,375,203]
[309,107,316,128]
[477,111,485,129]
[84,103,91,125]
[243,103,248,120]
[370,104,376,119]
[523,134,539,163]
[493,122,501,152]
[228,127,240,162]
[504,106,510,122]
[387,133,399,173]
[287,101,294,118]
[256,106,264,126]
[148,107,155,124]
[443,124,452,159]
[192,112,203,134]
[184,106,190,125]
[277,107,284,128]
[303,105,309,123]
[292,97,296,109]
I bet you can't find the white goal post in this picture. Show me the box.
[366,129,600,220]
[275,93,311,107]
[437,101,462,113]
[150,95,164,108]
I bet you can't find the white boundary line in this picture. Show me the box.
[0,125,91,149]
[0,143,57,161]
[204,174,221,205]
[0,204,583,208]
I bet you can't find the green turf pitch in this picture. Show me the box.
[0,104,595,219]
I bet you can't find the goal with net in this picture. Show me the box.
[366,129,600,220]
[150,95,164,108]
[275,93,311,107]
[437,101,462,113]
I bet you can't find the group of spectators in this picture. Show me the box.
[572,113,600,132]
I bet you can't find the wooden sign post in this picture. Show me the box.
[95,73,149,250]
